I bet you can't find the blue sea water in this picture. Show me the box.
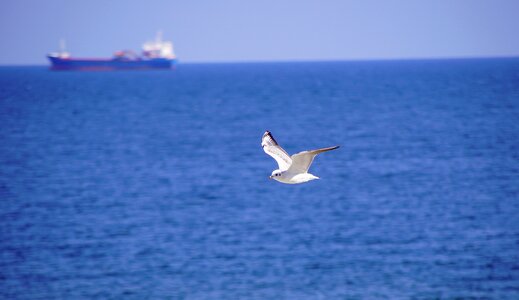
[0,59,518,299]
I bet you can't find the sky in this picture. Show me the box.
[1,0,519,65]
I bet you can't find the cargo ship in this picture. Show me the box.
[47,33,177,71]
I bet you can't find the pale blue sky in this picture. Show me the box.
[1,0,519,64]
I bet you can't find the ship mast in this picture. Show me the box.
[50,38,70,58]
[59,38,67,53]
[156,30,163,44]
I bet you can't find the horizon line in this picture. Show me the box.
[1,55,518,67]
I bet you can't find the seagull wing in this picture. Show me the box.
[288,146,339,174]
[261,131,292,170]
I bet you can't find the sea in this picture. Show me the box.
[0,59,518,299]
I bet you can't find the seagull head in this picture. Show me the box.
[269,169,283,180]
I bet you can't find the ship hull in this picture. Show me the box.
[48,56,176,71]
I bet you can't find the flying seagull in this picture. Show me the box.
[261,131,339,184]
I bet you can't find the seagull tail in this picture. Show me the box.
[308,174,320,180]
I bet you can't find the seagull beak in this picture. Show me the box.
[269,175,273,179]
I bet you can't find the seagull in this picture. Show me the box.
[261,131,339,184]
